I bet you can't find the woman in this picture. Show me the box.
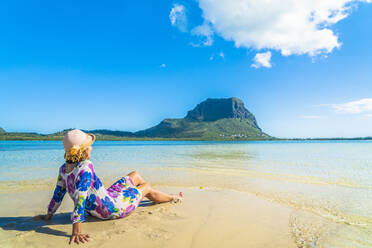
[35,129,183,245]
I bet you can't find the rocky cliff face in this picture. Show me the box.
[185,97,261,130]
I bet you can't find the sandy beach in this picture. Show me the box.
[0,179,305,248]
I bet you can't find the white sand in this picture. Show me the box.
[0,183,308,248]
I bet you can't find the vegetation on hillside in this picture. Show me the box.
[135,118,269,139]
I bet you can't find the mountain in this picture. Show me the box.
[185,97,259,125]
[135,97,270,139]
[0,97,272,140]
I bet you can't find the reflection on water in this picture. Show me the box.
[191,150,251,161]
[1,140,372,247]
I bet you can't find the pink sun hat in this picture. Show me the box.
[62,129,96,153]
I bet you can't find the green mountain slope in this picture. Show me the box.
[135,118,269,139]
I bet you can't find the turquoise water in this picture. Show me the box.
[1,140,372,247]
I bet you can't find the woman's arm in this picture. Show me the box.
[46,170,67,218]
[35,169,66,221]
[69,166,94,244]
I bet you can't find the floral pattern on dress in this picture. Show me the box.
[47,168,67,214]
[47,160,143,224]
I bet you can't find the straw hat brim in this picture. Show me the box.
[87,133,96,144]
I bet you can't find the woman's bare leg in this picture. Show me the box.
[127,171,146,187]
[138,183,183,203]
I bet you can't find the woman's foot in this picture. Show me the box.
[171,192,184,203]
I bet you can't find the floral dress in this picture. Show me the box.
[47,160,143,223]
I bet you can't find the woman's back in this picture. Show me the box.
[48,159,142,223]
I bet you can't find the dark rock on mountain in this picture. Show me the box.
[185,97,261,130]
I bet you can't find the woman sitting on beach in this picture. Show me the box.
[36,129,183,245]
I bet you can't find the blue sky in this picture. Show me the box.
[1,0,372,138]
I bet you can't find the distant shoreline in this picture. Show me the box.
[1,127,371,141]
[0,135,371,141]
[0,135,275,141]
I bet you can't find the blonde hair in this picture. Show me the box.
[63,132,95,164]
[64,145,91,163]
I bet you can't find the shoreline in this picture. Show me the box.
[1,137,372,141]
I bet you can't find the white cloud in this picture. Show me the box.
[191,23,214,46]
[300,115,322,119]
[197,0,371,56]
[209,51,225,61]
[169,4,187,32]
[160,64,167,68]
[251,52,272,68]
[331,98,372,114]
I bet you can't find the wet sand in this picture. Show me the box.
[0,182,304,248]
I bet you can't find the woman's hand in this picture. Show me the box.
[70,222,90,245]
[69,233,90,245]
[33,214,52,221]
